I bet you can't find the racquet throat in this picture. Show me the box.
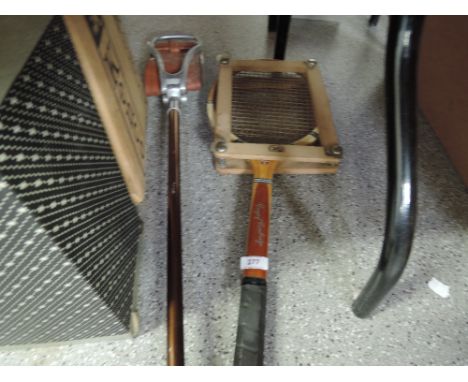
[243,160,277,281]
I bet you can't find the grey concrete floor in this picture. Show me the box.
[1,15,468,365]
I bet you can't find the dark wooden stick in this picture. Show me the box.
[167,108,184,366]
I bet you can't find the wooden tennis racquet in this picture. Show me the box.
[232,70,318,366]
[208,59,341,365]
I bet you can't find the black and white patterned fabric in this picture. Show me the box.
[0,16,142,346]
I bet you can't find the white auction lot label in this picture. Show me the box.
[240,256,269,271]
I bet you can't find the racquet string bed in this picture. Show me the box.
[231,71,316,144]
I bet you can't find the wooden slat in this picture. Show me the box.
[215,63,233,141]
[215,142,340,164]
[306,65,339,149]
[215,158,338,175]
[64,16,145,204]
[230,59,307,74]
[102,16,147,149]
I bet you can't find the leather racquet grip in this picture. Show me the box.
[234,279,267,366]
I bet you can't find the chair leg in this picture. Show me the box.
[369,15,380,27]
[352,16,425,318]
[268,15,279,32]
[273,16,291,60]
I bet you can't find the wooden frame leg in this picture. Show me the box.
[352,16,425,318]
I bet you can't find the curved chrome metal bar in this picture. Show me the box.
[352,16,425,318]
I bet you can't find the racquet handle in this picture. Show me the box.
[234,279,267,366]
[234,160,276,366]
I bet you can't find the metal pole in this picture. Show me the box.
[352,16,425,318]
[167,107,184,365]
